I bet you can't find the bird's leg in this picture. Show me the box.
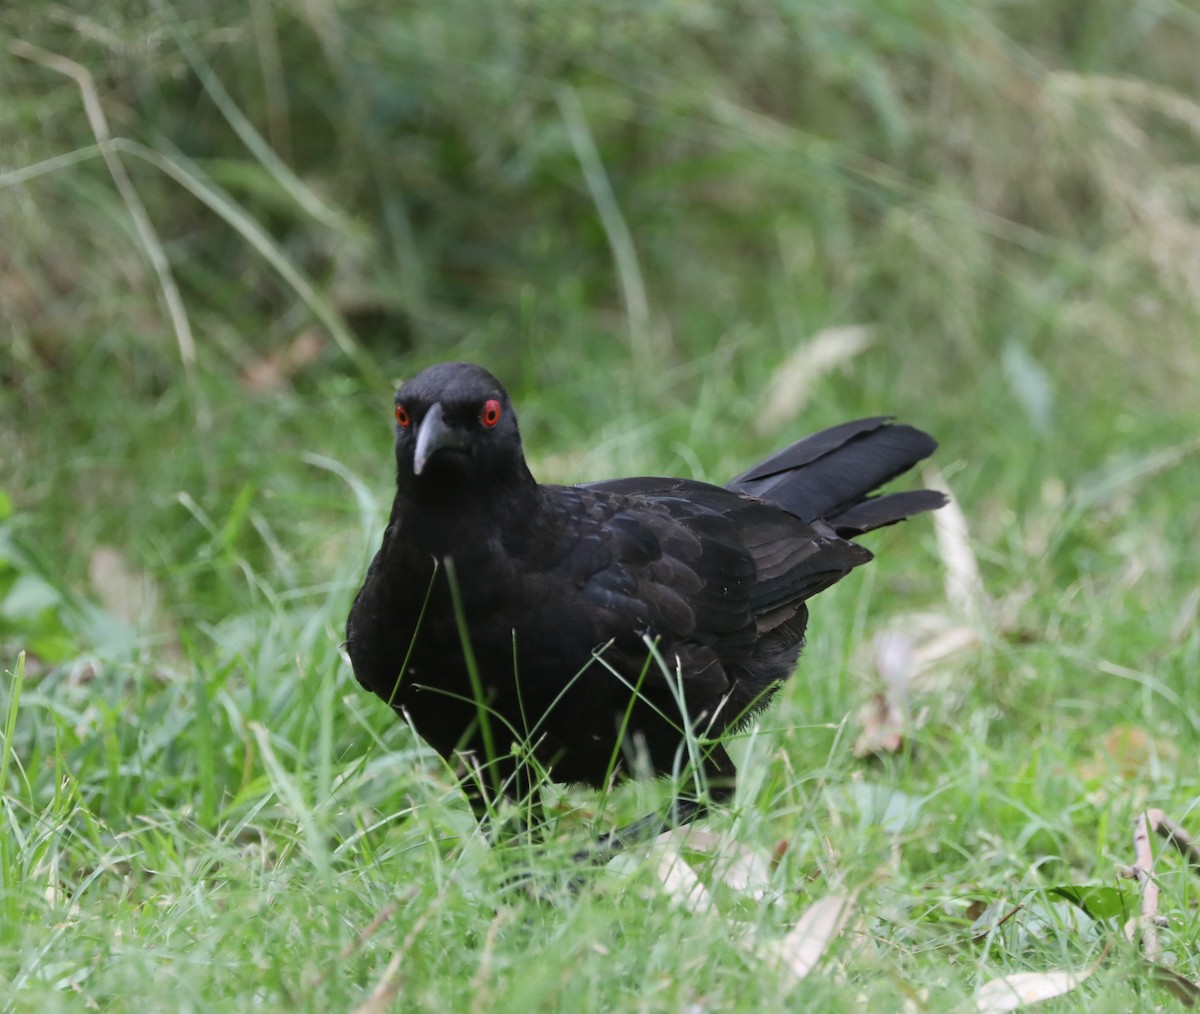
[461,755,547,847]
[463,763,568,902]
[573,744,736,865]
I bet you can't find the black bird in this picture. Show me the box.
[346,362,945,857]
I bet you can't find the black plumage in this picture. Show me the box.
[346,362,946,855]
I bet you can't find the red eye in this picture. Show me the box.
[395,404,411,428]
[480,399,502,428]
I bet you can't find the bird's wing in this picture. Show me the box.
[585,477,871,609]
[528,484,741,697]
[552,479,871,676]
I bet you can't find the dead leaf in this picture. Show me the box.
[240,330,325,393]
[653,828,772,901]
[852,614,978,749]
[909,621,980,672]
[655,827,725,853]
[88,546,159,627]
[861,611,980,702]
[854,691,905,758]
[924,472,988,633]
[1079,724,1180,781]
[974,969,1092,1012]
[767,893,854,984]
[965,899,989,922]
[714,843,773,899]
[854,630,913,757]
[653,843,715,914]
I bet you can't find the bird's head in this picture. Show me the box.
[391,362,531,495]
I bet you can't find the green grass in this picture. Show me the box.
[3,0,1200,1009]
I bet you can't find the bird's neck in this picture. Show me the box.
[385,467,541,561]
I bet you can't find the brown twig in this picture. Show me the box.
[468,911,512,1014]
[351,895,440,1014]
[1121,809,1200,1005]
[1147,808,1200,876]
[1126,810,1161,961]
[352,948,405,1014]
[970,903,1025,945]
[339,900,404,961]
[305,889,414,990]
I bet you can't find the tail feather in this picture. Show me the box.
[728,418,945,532]
[823,488,948,537]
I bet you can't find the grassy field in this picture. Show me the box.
[2,1,1200,1010]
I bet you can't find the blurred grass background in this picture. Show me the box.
[2,1,1199,1009]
